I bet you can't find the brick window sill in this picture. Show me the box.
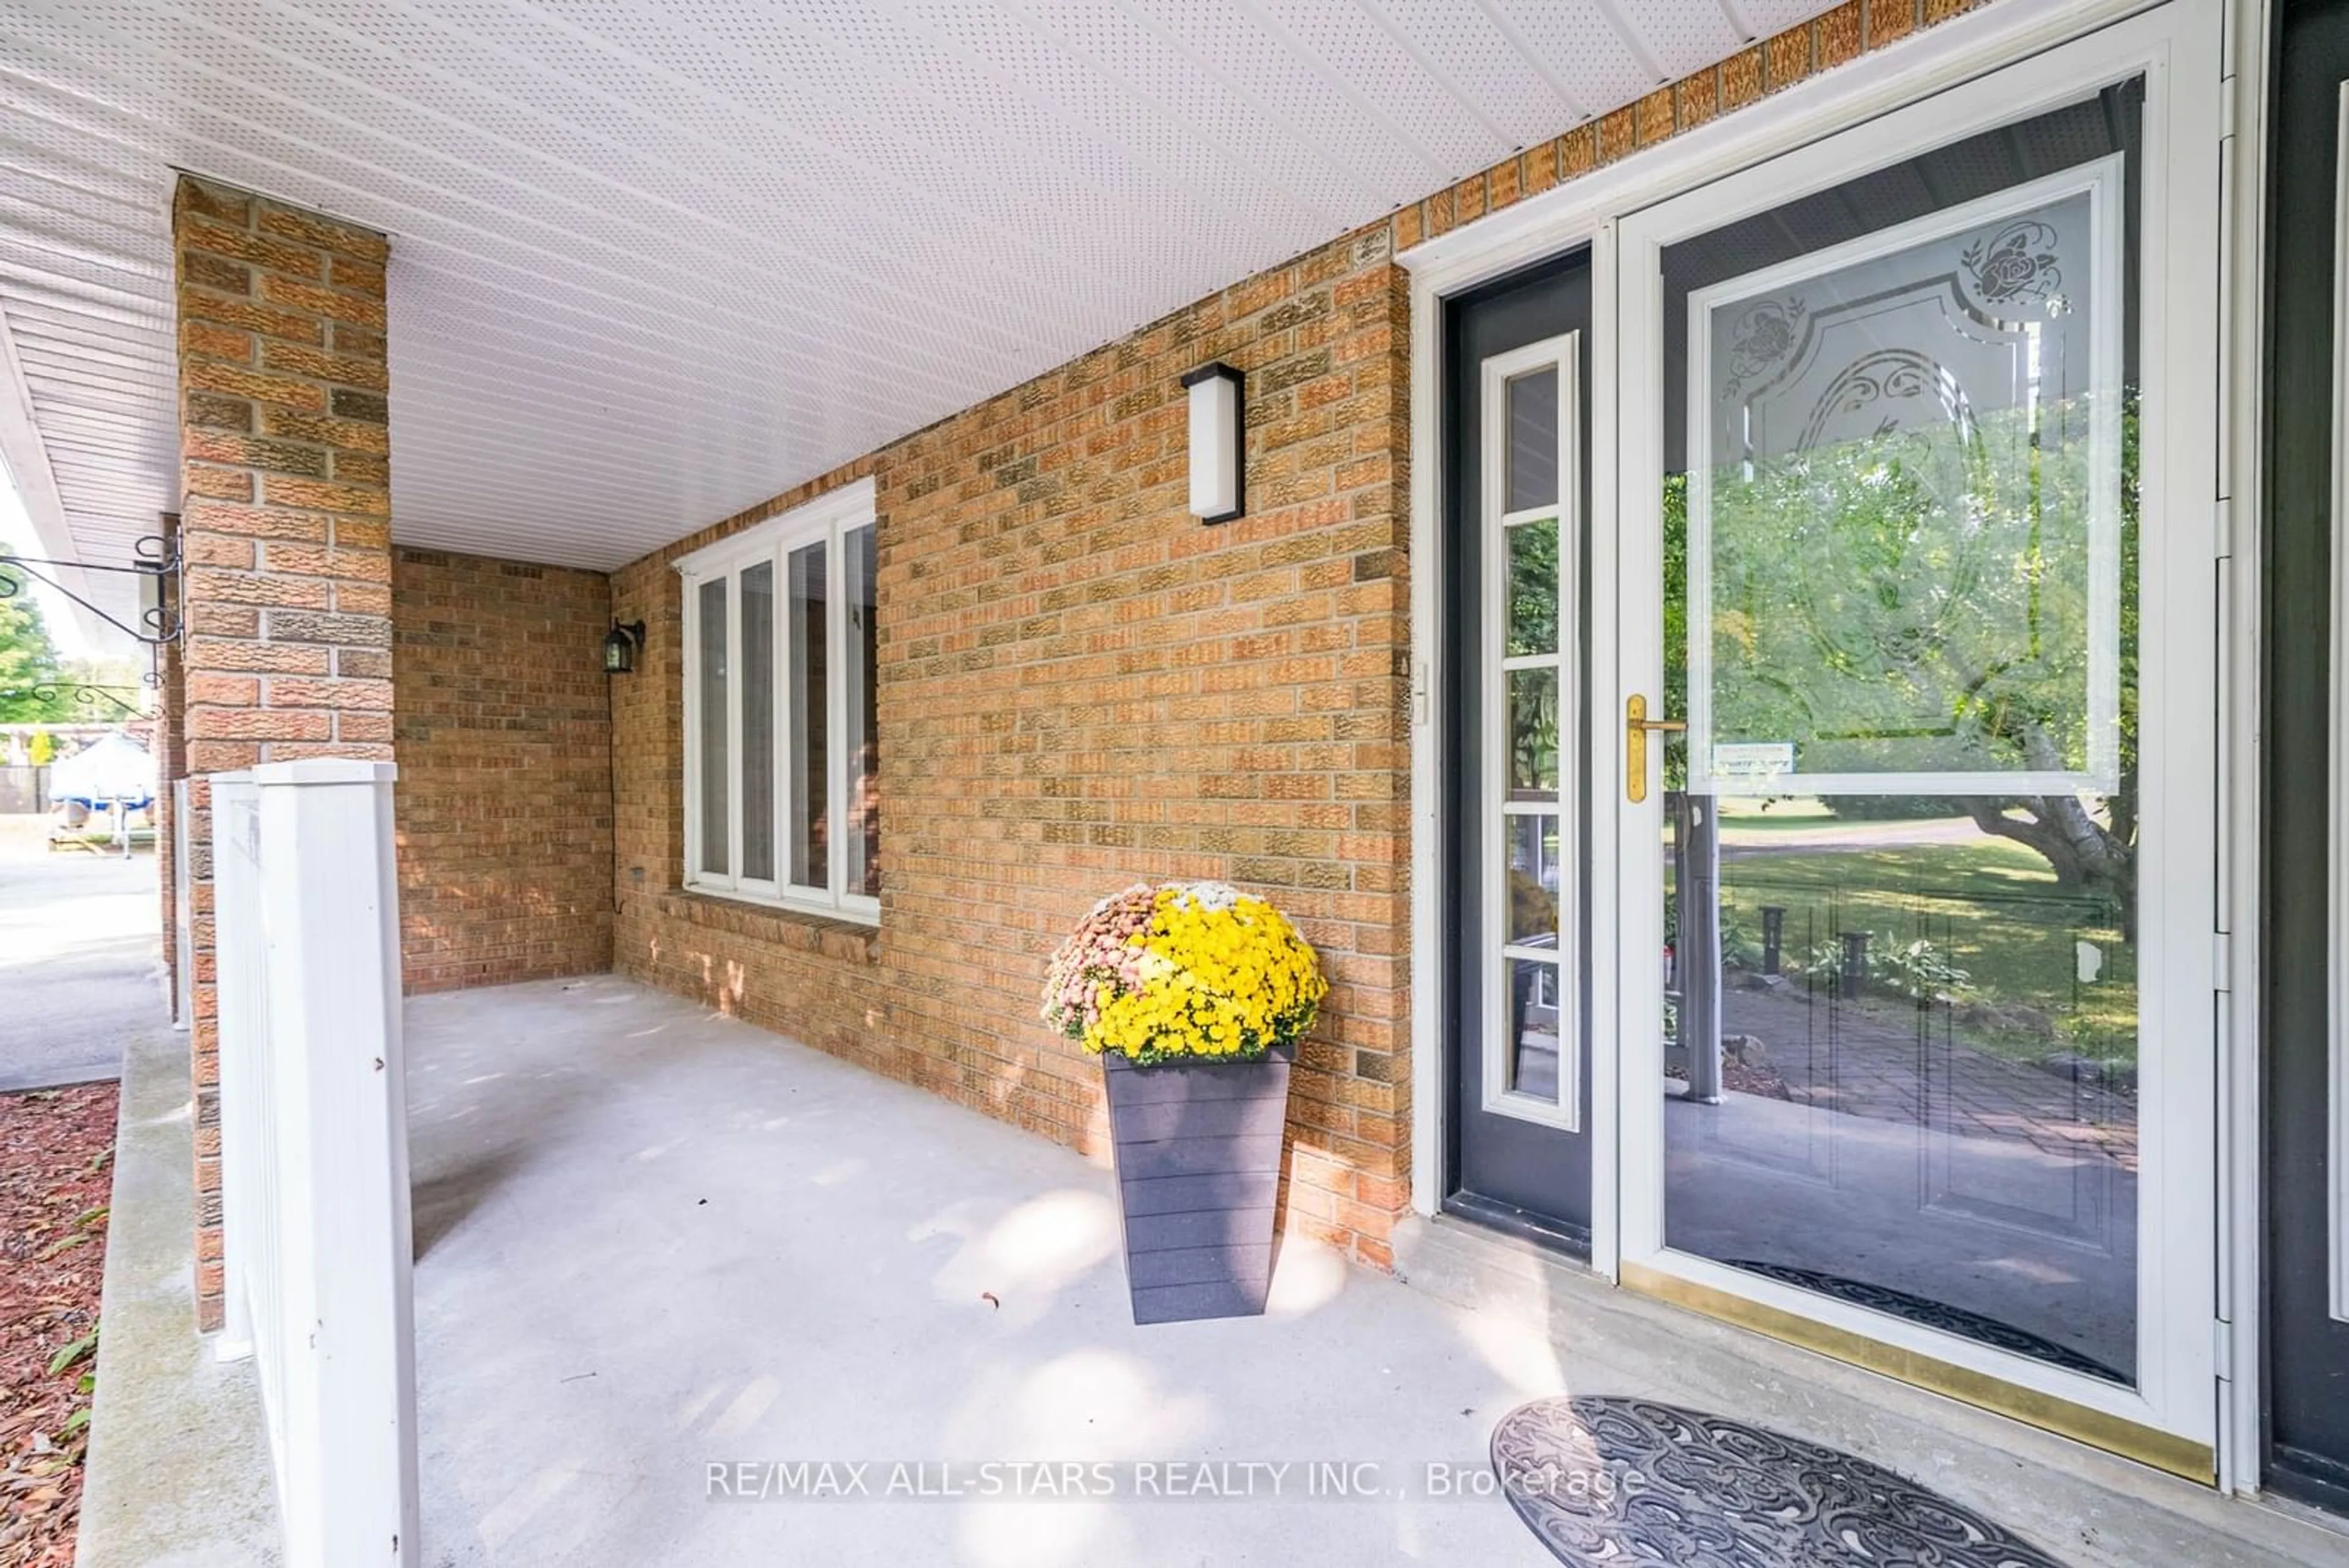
[654,888,881,965]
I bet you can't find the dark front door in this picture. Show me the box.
[2266,0,2349,1513]
[1443,251,1594,1250]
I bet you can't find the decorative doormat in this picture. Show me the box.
[1718,1259,2127,1386]
[1490,1397,2071,1567]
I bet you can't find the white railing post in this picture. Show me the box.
[172,776,193,1032]
[211,773,259,1364]
[214,759,417,1567]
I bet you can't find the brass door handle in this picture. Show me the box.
[1626,694,1685,804]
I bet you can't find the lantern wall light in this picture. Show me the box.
[603,620,645,675]
[1182,361,1244,524]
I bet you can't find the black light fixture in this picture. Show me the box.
[603,619,645,675]
[1182,360,1244,524]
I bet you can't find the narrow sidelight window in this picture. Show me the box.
[844,522,879,898]
[787,540,829,891]
[679,479,880,922]
[740,562,775,883]
[696,576,729,879]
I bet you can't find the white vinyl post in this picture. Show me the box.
[246,760,417,1566]
[210,773,259,1363]
[172,777,193,1031]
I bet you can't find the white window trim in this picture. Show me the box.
[1481,333,1582,1133]
[2331,80,2349,1328]
[677,477,878,926]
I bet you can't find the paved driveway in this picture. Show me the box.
[0,814,161,1090]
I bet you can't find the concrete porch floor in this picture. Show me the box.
[407,977,2348,1567]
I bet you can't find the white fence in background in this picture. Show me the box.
[212,760,418,1567]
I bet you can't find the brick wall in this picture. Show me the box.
[596,0,1997,1276]
[612,223,1415,1268]
[392,548,614,994]
[599,0,1990,1273]
[171,175,395,1329]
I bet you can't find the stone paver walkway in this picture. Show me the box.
[1720,983,2139,1171]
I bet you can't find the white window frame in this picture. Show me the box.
[2331,80,2349,1327]
[1482,333,1581,1131]
[677,477,878,925]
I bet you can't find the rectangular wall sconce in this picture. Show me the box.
[1182,361,1244,524]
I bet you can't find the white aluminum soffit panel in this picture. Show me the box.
[0,1,1840,574]
[0,78,177,631]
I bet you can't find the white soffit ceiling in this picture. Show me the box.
[0,0,1842,578]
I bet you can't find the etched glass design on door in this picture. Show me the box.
[1688,166,2122,797]
[1487,345,1579,1127]
[1658,85,2142,1386]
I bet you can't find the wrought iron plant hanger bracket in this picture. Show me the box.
[0,682,147,718]
[0,533,180,652]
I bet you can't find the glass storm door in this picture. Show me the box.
[1609,16,2219,1471]
[1444,253,1595,1248]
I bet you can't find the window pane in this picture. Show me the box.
[1505,814,1559,946]
[696,576,729,877]
[1696,184,2119,791]
[845,524,879,899]
[789,540,829,888]
[1659,83,2143,1387]
[1505,368,1557,512]
[1507,667,1559,800]
[740,562,775,882]
[1505,517,1558,656]
[1506,957,1562,1099]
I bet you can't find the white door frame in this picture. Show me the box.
[1400,0,2253,1484]
[1614,2,2220,1462]
[2219,0,2272,1502]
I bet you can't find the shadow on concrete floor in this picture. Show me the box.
[401,975,2345,1568]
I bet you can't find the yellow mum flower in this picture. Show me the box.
[1054,880,1327,1064]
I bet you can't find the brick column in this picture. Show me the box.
[172,176,395,1329]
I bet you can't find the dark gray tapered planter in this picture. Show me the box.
[1100,1042,1293,1325]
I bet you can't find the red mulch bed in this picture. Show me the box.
[0,1084,117,1568]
